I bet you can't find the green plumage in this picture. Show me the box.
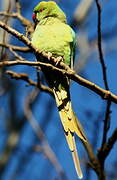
[31,1,86,179]
[32,14,75,66]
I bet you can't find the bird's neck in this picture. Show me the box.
[38,17,63,25]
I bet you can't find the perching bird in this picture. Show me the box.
[31,1,87,179]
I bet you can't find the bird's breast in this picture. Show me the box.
[32,23,72,55]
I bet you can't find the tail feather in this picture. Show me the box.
[65,131,83,179]
[53,88,86,179]
[72,112,87,142]
[72,136,83,179]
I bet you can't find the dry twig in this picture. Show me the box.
[98,128,117,165]
[0,42,30,52]
[95,1,113,173]
[6,70,53,96]
[0,11,33,31]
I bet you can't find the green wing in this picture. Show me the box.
[70,28,76,69]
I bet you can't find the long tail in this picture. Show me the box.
[53,87,86,179]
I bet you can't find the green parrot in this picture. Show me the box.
[31,1,86,179]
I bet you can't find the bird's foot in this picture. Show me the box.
[55,56,63,66]
[47,52,52,60]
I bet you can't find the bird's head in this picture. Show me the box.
[32,1,66,24]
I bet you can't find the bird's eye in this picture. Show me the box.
[39,8,45,12]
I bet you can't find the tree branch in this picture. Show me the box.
[0,42,30,52]
[6,70,53,96]
[95,1,112,172]
[95,0,109,90]
[82,140,105,180]
[98,128,117,165]
[0,59,117,104]
[0,11,33,28]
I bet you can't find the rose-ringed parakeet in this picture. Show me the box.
[31,1,86,179]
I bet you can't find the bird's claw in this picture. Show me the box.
[55,56,63,66]
[47,52,52,60]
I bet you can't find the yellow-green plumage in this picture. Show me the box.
[31,1,86,179]
[32,17,74,65]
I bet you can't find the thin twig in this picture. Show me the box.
[6,70,53,96]
[0,0,11,59]
[95,0,109,90]
[82,140,105,180]
[95,0,112,169]
[0,42,27,61]
[0,11,33,28]
[98,128,117,165]
[9,47,25,60]
[101,101,111,147]
[0,42,30,52]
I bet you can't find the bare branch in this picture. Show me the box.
[101,101,111,147]
[95,1,112,170]
[6,70,53,96]
[0,0,12,59]
[95,0,109,90]
[0,42,30,52]
[1,60,117,104]
[0,21,34,50]
[98,128,117,165]
[0,11,33,28]
[9,47,25,60]
[82,140,105,180]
